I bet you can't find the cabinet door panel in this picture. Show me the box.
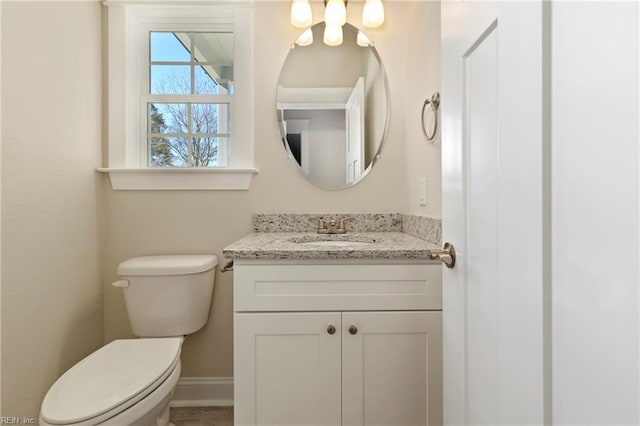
[234,312,342,426]
[342,311,442,426]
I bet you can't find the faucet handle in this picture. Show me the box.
[337,217,351,232]
[316,218,328,233]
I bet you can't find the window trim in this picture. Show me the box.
[101,2,256,190]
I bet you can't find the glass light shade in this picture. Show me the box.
[295,28,314,46]
[357,31,372,46]
[363,0,385,28]
[324,0,346,26]
[323,24,343,46]
[291,0,313,28]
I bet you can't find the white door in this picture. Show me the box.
[345,77,365,184]
[441,2,548,425]
[234,312,342,426]
[341,311,442,426]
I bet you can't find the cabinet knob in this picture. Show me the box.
[327,325,336,335]
[348,325,358,335]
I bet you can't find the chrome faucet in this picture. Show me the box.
[317,218,349,234]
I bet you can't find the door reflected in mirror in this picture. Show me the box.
[277,22,389,190]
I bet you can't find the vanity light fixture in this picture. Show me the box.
[324,0,346,26]
[291,0,384,46]
[362,0,385,28]
[291,0,313,28]
[323,0,346,45]
[296,27,314,46]
[356,30,372,47]
[323,23,343,46]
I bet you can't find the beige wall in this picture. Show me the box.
[405,1,441,218]
[0,2,442,415]
[1,1,105,419]
[104,2,433,378]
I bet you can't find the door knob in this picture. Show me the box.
[327,325,336,335]
[348,325,358,335]
[430,242,456,268]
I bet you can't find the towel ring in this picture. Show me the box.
[421,92,440,142]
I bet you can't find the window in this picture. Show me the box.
[101,3,256,190]
[147,31,233,167]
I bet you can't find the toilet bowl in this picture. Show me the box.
[40,255,218,426]
[40,338,182,426]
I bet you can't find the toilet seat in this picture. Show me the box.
[40,338,182,425]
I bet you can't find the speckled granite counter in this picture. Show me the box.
[223,232,440,261]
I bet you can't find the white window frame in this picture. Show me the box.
[100,1,256,190]
[143,27,232,168]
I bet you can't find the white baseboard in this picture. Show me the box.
[170,377,234,407]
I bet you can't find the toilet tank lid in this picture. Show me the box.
[117,255,218,276]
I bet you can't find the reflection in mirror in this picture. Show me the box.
[277,22,389,190]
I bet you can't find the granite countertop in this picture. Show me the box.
[223,232,440,261]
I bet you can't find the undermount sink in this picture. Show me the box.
[296,240,375,247]
[288,235,379,247]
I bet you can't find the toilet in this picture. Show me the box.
[39,255,218,426]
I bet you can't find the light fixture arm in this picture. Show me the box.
[324,0,347,6]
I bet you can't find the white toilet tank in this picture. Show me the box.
[115,255,218,337]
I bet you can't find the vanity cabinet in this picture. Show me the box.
[233,261,443,426]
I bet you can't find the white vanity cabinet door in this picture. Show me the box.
[234,311,442,426]
[234,312,342,426]
[341,311,443,426]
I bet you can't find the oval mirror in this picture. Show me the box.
[277,22,390,190]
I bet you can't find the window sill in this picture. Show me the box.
[97,168,258,191]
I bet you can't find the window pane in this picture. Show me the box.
[150,32,191,62]
[149,137,190,167]
[148,103,188,134]
[193,32,234,93]
[191,136,225,167]
[193,32,233,64]
[194,65,234,94]
[216,137,229,166]
[195,66,219,94]
[149,136,227,167]
[191,103,230,134]
[150,65,191,94]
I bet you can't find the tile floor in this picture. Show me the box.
[170,406,233,426]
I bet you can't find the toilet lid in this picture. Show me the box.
[41,338,181,425]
